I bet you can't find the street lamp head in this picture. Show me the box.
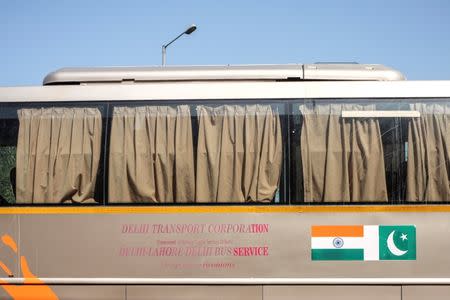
[184,24,197,35]
[162,24,197,66]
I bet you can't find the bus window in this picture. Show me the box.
[0,105,18,204]
[291,99,450,203]
[107,102,284,204]
[0,103,105,205]
[376,101,409,202]
[296,100,388,203]
[289,103,303,203]
[108,105,196,204]
[406,101,450,202]
[195,104,282,203]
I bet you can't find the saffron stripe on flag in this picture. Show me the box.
[311,249,364,261]
[311,225,364,237]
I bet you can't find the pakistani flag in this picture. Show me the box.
[311,225,416,261]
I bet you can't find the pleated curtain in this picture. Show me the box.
[300,103,388,202]
[16,107,102,203]
[407,102,450,201]
[196,105,283,203]
[108,105,195,203]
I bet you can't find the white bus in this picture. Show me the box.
[0,64,449,300]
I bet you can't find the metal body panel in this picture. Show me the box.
[0,216,18,277]
[1,81,450,103]
[0,216,18,300]
[402,286,450,299]
[127,286,262,300]
[263,286,400,300]
[46,286,125,300]
[6,212,450,279]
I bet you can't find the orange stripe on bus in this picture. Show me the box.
[1,235,17,253]
[0,260,13,277]
[311,225,364,237]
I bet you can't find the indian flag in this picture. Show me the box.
[311,225,416,261]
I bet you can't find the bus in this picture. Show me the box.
[0,63,449,300]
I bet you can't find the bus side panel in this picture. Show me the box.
[0,215,18,300]
[0,216,18,271]
[16,213,297,278]
[48,286,126,300]
[0,215,21,278]
[12,212,450,278]
[127,286,262,300]
[263,286,401,300]
[402,286,450,300]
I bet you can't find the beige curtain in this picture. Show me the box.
[16,107,102,203]
[300,103,387,202]
[196,105,282,203]
[109,105,195,203]
[407,102,450,201]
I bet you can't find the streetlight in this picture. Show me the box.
[162,24,197,66]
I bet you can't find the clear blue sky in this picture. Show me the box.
[1,0,450,86]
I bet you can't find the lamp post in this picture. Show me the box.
[162,24,197,66]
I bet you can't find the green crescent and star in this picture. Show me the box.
[379,225,416,260]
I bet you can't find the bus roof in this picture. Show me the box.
[42,63,406,85]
